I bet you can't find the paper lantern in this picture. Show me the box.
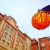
[48,12,50,24]
[32,12,50,30]
[41,5,50,24]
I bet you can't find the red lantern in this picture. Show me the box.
[48,12,50,24]
[32,12,50,30]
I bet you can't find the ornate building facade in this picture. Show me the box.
[0,13,33,50]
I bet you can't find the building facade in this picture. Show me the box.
[38,37,50,50]
[31,39,38,50]
[0,13,32,50]
[23,34,32,50]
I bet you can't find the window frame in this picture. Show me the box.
[6,42,9,46]
[4,32,7,38]
[17,34,19,39]
[0,19,2,25]
[10,29,12,33]
[8,35,11,40]
[41,41,45,47]
[6,26,9,31]
[2,40,5,44]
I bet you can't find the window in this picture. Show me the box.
[2,40,5,43]
[42,47,45,50]
[0,19,2,25]
[30,46,31,50]
[8,35,11,40]
[21,38,22,40]
[4,33,7,38]
[41,42,45,46]
[15,48,17,50]
[37,45,39,49]
[17,34,19,39]
[23,40,25,43]
[23,45,24,50]
[26,48,27,50]
[26,43,27,46]
[49,40,50,44]
[6,43,9,46]
[16,41,18,45]
[10,29,12,33]
[6,26,9,30]
[16,41,18,43]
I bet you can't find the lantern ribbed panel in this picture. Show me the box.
[32,13,50,30]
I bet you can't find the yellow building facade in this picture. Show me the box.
[0,13,32,50]
[23,34,31,50]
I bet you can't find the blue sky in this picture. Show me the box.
[0,0,50,40]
